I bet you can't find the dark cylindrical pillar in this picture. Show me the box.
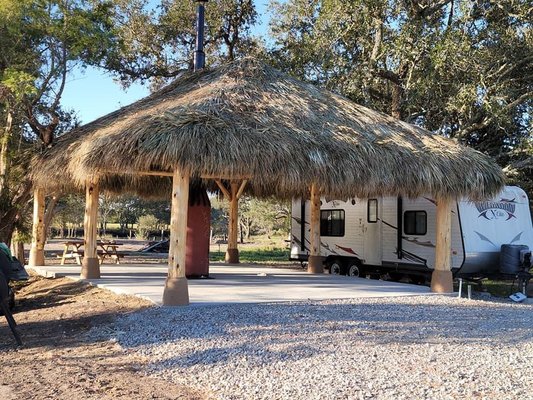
[194,0,207,71]
[185,186,211,278]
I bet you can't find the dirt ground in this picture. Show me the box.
[0,274,206,400]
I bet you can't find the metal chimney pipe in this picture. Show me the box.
[193,0,207,71]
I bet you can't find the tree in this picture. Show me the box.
[113,196,143,230]
[51,194,85,237]
[99,193,122,236]
[210,195,290,242]
[236,196,290,241]
[137,214,161,240]
[0,0,120,244]
[102,0,261,89]
[210,195,229,239]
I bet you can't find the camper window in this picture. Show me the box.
[320,210,345,237]
[404,211,427,235]
[367,199,378,223]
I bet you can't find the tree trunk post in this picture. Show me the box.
[431,198,454,293]
[308,183,323,273]
[163,168,190,306]
[11,235,25,266]
[225,181,240,263]
[81,180,100,279]
[43,195,59,237]
[29,187,46,266]
[214,179,247,264]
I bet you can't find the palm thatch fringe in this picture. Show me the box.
[32,58,504,200]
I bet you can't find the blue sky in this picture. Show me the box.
[61,0,272,124]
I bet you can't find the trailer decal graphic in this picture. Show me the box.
[474,231,497,248]
[321,242,339,255]
[423,197,437,206]
[397,249,427,265]
[509,232,523,244]
[335,245,358,255]
[383,220,435,247]
[291,235,309,252]
[403,237,435,248]
[475,199,516,220]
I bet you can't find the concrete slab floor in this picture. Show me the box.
[28,263,433,306]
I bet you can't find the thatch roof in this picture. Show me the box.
[32,58,504,200]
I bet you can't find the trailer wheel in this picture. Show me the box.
[347,261,363,277]
[327,259,344,275]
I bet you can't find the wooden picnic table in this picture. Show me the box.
[98,241,123,264]
[59,240,123,265]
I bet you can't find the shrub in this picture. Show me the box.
[137,214,160,240]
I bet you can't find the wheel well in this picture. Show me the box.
[325,256,341,266]
[347,257,363,266]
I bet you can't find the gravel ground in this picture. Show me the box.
[105,295,533,400]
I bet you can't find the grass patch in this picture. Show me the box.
[210,247,290,263]
[480,280,523,298]
[455,279,526,298]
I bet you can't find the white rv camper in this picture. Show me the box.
[290,186,533,280]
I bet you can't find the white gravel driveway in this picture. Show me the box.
[109,296,533,399]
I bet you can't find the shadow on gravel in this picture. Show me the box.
[160,343,320,368]
[113,298,533,362]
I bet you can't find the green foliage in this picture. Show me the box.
[52,194,85,231]
[104,0,261,88]
[211,194,290,241]
[0,69,37,102]
[136,214,161,239]
[210,196,229,237]
[239,197,290,239]
[0,0,125,243]
[477,280,514,298]
[12,229,31,244]
[98,194,171,232]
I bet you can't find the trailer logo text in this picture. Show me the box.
[475,199,516,220]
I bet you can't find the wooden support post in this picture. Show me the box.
[431,198,454,293]
[29,188,45,266]
[308,183,323,273]
[226,181,240,263]
[81,180,100,279]
[163,168,190,306]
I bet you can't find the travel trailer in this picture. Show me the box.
[290,186,533,281]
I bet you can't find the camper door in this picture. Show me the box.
[361,198,382,265]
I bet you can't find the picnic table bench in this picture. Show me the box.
[58,240,124,265]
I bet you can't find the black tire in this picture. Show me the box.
[347,261,363,277]
[327,259,345,275]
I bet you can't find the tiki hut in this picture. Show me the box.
[30,58,505,305]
